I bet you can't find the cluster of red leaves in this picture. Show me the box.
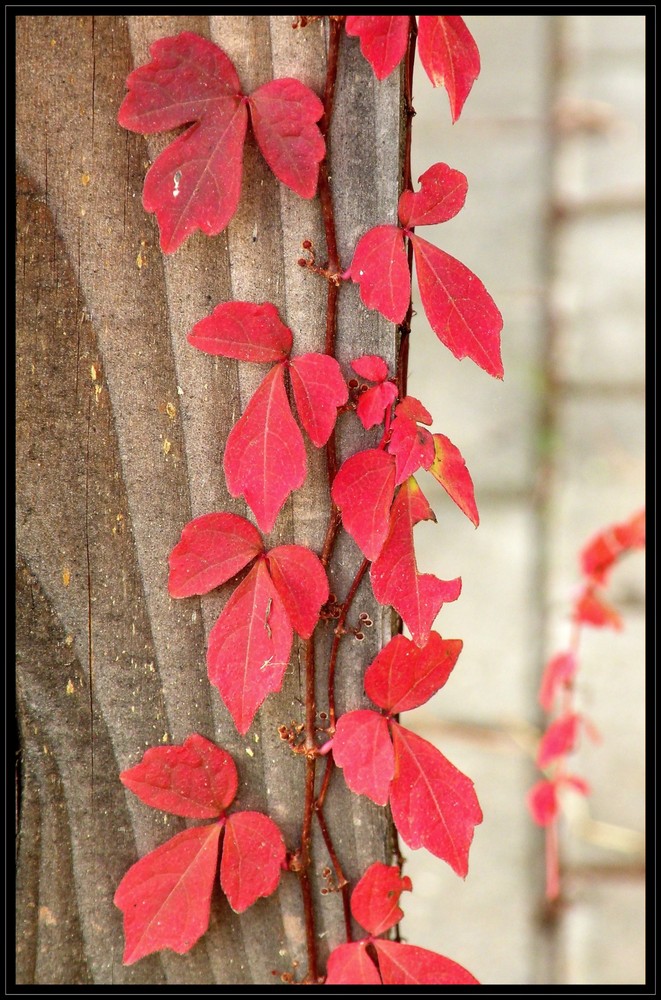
[115,735,286,963]
[527,510,645,898]
[332,633,482,876]
[325,863,479,984]
[119,32,324,251]
[168,512,328,733]
[348,161,503,378]
[345,15,480,123]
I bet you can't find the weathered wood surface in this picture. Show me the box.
[16,15,403,985]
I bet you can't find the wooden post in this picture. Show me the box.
[16,15,403,984]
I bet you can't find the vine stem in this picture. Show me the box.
[398,17,418,400]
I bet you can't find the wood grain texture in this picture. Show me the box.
[15,15,403,984]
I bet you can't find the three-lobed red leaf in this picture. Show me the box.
[168,512,263,598]
[417,16,481,123]
[389,722,482,877]
[348,225,410,324]
[370,477,461,646]
[120,734,238,819]
[332,710,395,807]
[115,823,222,965]
[398,162,468,228]
[248,78,324,198]
[325,941,382,985]
[266,544,329,640]
[289,353,348,447]
[350,862,412,937]
[365,632,462,715]
[345,16,410,81]
[207,560,292,734]
[331,449,396,561]
[373,939,479,985]
[220,811,286,913]
[224,363,307,533]
[187,301,292,362]
[428,432,480,526]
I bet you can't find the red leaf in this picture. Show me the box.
[207,561,292,734]
[168,513,263,598]
[412,234,503,378]
[562,773,591,797]
[325,941,382,985]
[349,225,410,324]
[356,381,398,430]
[289,353,348,447]
[537,713,581,769]
[398,162,468,229]
[394,395,432,425]
[266,544,329,639]
[370,478,461,646]
[580,509,645,585]
[114,823,222,964]
[220,811,286,913]
[331,449,396,561]
[574,588,623,631]
[187,301,292,362]
[248,78,325,198]
[387,411,435,485]
[373,939,479,985]
[120,734,238,819]
[538,651,577,713]
[351,355,390,382]
[118,33,248,253]
[417,16,481,123]
[527,779,559,827]
[389,722,482,876]
[365,632,462,715]
[428,432,479,526]
[332,710,395,807]
[350,862,412,937]
[345,16,410,81]
[224,363,306,533]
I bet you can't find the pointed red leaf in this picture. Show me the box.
[412,234,503,378]
[332,710,395,806]
[120,734,238,819]
[289,353,348,447]
[325,941,382,985]
[537,713,581,769]
[207,561,292,734]
[220,811,286,913]
[168,513,263,598]
[187,301,292,362]
[114,823,222,964]
[527,779,559,827]
[387,412,435,485]
[574,588,623,631]
[538,651,578,713]
[266,544,329,639]
[331,450,396,561]
[417,16,481,123]
[224,363,306,533]
[389,722,482,876]
[398,162,468,229]
[394,395,432,424]
[350,862,412,937]
[348,225,410,324]
[370,478,461,646]
[351,355,390,383]
[428,432,479,526]
[356,381,398,430]
[373,939,479,985]
[248,78,324,198]
[118,33,248,253]
[365,632,462,715]
[345,16,410,81]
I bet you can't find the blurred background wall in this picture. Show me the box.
[400,14,646,985]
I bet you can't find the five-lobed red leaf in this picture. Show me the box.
[365,632,462,715]
[220,810,286,913]
[187,301,292,362]
[348,225,410,324]
[207,560,292,734]
[331,449,397,561]
[370,477,461,646]
[398,162,468,228]
[389,722,482,877]
[224,363,307,533]
[120,734,238,819]
[373,939,480,985]
[332,710,395,807]
[417,16,481,123]
[168,512,263,598]
[428,432,480,526]
[412,233,504,378]
[266,544,329,639]
[289,353,348,447]
[325,941,382,985]
[345,15,410,81]
[114,823,222,965]
[350,862,412,937]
